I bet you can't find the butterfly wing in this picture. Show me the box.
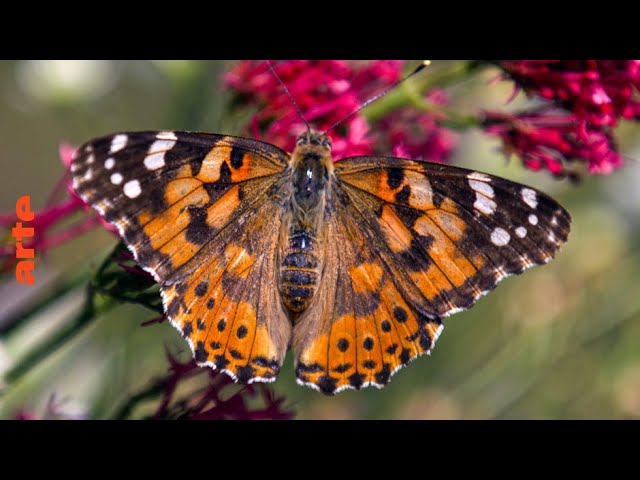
[72,131,292,383]
[293,156,570,394]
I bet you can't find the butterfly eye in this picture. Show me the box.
[322,138,332,150]
[296,137,306,146]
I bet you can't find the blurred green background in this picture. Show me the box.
[1,60,639,419]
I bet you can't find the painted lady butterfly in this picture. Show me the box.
[71,81,570,395]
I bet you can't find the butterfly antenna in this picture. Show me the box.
[267,60,311,133]
[323,60,431,135]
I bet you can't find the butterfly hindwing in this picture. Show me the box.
[160,196,291,382]
[292,208,444,394]
[72,131,292,383]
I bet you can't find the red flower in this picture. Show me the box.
[0,145,115,275]
[154,350,293,420]
[483,111,623,176]
[500,60,640,127]
[224,60,458,162]
[375,89,458,163]
[488,60,639,176]
[225,60,366,158]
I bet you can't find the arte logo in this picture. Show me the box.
[12,196,35,286]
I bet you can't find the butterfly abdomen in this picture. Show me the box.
[279,231,322,313]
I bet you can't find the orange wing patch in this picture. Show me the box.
[293,213,444,394]
[335,160,501,318]
[162,231,290,383]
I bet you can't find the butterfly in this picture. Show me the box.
[71,126,570,395]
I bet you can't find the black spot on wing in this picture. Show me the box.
[229,349,244,360]
[333,363,352,373]
[375,363,391,385]
[182,321,193,337]
[214,355,229,370]
[185,206,213,245]
[386,168,404,189]
[317,375,338,395]
[399,348,411,364]
[236,325,248,339]
[194,281,208,297]
[393,306,408,323]
[296,362,323,374]
[230,146,245,169]
[395,185,411,205]
[195,341,208,362]
[348,372,365,389]
[252,356,281,374]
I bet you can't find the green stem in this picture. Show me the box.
[2,245,123,387]
[3,291,115,385]
[362,60,488,124]
[110,378,168,420]
[0,272,90,337]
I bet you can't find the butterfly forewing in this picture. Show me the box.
[335,157,571,316]
[72,131,292,383]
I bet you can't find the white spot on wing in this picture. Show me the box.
[467,172,491,182]
[110,134,128,153]
[123,179,141,198]
[528,214,538,225]
[469,179,495,198]
[110,172,123,185]
[474,196,497,215]
[144,138,176,170]
[521,188,538,209]
[491,227,511,246]
[144,153,166,170]
[156,131,178,141]
[83,168,93,181]
[86,154,95,164]
[515,226,527,238]
[104,158,115,170]
[469,175,496,215]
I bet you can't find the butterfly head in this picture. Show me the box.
[295,130,332,152]
[290,130,334,214]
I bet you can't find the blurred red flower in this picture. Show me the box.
[0,145,115,274]
[500,60,640,127]
[376,89,458,163]
[155,350,293,420]
[225,60,458,163]
[483,111,623,176]
[489,60,639,176]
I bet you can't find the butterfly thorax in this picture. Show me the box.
[278,131,334,315]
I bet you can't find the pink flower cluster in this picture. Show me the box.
[486,60,640,176]
[225,60,457,162]
[501,60,640,127]
[0,145,114,275]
